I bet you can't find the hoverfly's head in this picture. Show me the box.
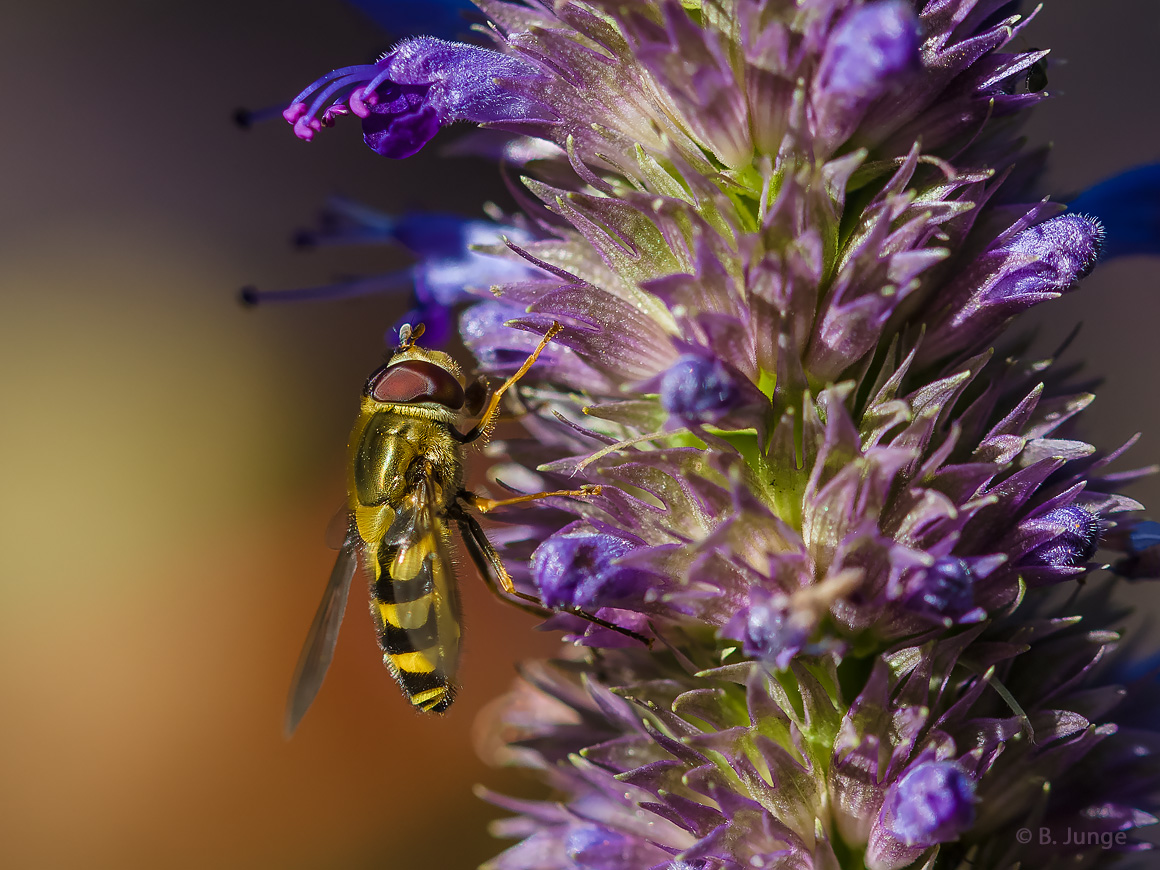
[363,322,487,418]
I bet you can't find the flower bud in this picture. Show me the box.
[867,762,975,869]
[659,354,743,425]
[902,557,986,624]
[1021,505,1101,568]
[812,0,920,151]
[921,214,1104,363]
[532,532,653,610]
[722,588,811,670]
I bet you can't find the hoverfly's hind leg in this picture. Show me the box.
[455,321,563,445]
[452,513,553,620]
[452,506,652,647]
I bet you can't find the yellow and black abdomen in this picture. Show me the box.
[368,496,460,713]
[349,405,463,713]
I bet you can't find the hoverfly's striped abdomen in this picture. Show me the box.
[350,404,464,714]
[370,499,459,713]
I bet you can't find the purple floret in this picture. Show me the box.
[723,587,811,669]
[902,557,986,624]
[659,354,743,425]
[812,0,921,151]
[284,37,552,157]
[923,213,1105,362]
[532,531,653,610]
[1021,505,1102,568]
[878,761,976,846]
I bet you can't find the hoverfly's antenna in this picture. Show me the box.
[397,322,426,351]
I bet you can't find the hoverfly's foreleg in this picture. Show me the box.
[463,484,602,514]
[452,506,652,647]
[456,321,563,445]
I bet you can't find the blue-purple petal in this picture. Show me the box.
[1069,163,1160,259]
[346,0,475,38]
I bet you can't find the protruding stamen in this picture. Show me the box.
[238,273,410,308]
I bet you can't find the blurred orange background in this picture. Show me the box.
[1,1,1158,868]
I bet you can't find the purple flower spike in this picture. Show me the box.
[875,762,975,853]
[284,37,552,158]
[659,354,743,425]
[1021,505,1102,568]
[812,0,920,152]
[922,213,1105,363]
[269,2,1160,865]
[532,532,652,610]
[902,557,986,624]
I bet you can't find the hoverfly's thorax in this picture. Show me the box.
[348,406,464,513]
[352,412,418,508]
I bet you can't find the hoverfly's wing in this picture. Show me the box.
[371,478,463,712]
[284,527,359,737]
[324,501,350,550]
[418,477,463,684]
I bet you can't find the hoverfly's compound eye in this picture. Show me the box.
[367,360,466,410]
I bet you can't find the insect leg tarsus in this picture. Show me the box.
[563,606,652,648]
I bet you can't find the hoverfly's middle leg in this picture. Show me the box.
[451,504,652,647]
[463,484,603,514]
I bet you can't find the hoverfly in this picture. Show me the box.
[284,321,623,734]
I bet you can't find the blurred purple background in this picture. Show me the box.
[0,1,1157,867]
